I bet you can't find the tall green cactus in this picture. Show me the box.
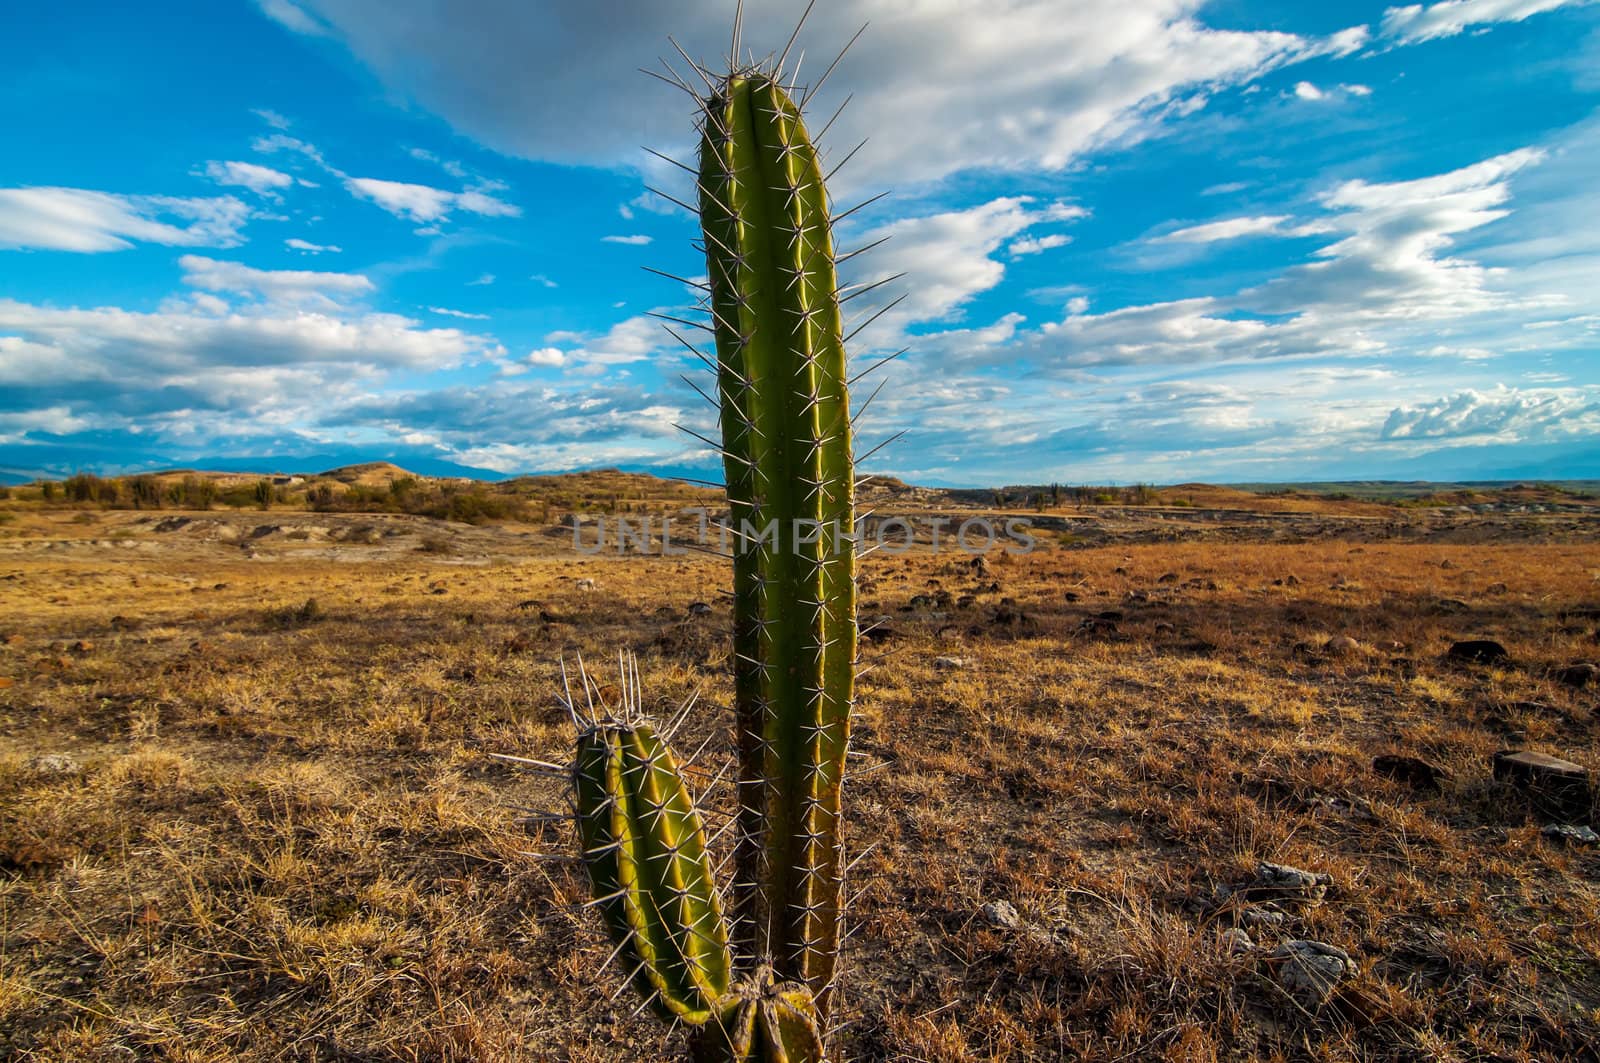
[700,65,856,1012]
[557,17,866,1062]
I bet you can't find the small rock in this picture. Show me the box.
[1220,928,1255,955]
[1325,636,1361,657]
[1552,662,1599,689]
[1249,862,1332,905]
[1439,559,1456,570]
[71,640,93,654]
[1271,940,1354,1007]
[1493,750,1593,820]
[1541,823,1600,846]
[934,656,972,671]
[687,601,712,617]
[28,753,79,776]
[860,617,897,643]
[1284,574,1301,587]
[1484,582,1508,595]
[980,900,1020,929]
[576,578,597,591]
[1239,906,1287,929]
[1447,639,1510,665]
[1373,754,1449,792]
[1157,572,1178,584]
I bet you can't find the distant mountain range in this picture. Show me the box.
[1,440,1594,491]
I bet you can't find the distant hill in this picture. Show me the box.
[319,462,426,486]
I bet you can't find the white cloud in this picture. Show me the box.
[280,0,1369,186]
[252,133,327,168]
[254,0,332,36]
[0,298,481,394]
[602,234,653,245]
[843,196,1088,346]
[1382,385,1599,439]
[1381,0,1597,43]
[926,145,1561,378]
[1154,215,1293,243]
[468,273,495,286]
[344,176,519,223]
[179,255,374,305]
[428,306,490,320]
[201,160,294,197]
[526,346,567,367]
[530,273,558,288]
[285,237,341,253]
[561,314,666,371]
[407,147,469,179]
[1008,234,1073,256]
[1201,181,1251,196]
[1294,81,1325,100]
[0,187,251,252]
[253,108,292,129]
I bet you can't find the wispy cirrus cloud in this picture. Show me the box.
[199,160,294,197]
[0,187,251,252]
[1381,0,1598,43]
[344,177,520,224]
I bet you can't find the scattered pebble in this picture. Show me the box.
[1373,754,1449,792]
[934,656,972,671]
[1552,662,1598,689]
[980,900,1020,929]
[1271,939,1354,1007]
[1220,927,1255,955]
[1447,639,1510,665]
[1541,823,1599,846]
[28,753,79,776]
[1249,862,1332,905]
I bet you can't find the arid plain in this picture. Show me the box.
[2,470,1598,1061]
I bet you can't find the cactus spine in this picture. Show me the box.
[561,17,862,1061]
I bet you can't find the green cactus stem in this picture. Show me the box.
[572,706,733,1024]
[697,68,856,1013]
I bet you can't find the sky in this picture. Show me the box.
[2,0,1598,487]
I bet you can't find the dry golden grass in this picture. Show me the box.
[1,501,1598,1061]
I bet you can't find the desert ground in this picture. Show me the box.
[2,479,1598,1061]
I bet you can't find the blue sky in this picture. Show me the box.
[2,0,1597,487]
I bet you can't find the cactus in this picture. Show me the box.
[550,11,871,1061]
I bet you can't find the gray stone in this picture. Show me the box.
[934,656,973,671]
[1271,939,1354,1007]
[28,753,79,776]
[1250,862,1332,905]
[980,900,1020,929]
[1239,906,1287,929]
[1220,927,1255,955]
[1493,750,1593,821]
[1541,823,1600,846]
